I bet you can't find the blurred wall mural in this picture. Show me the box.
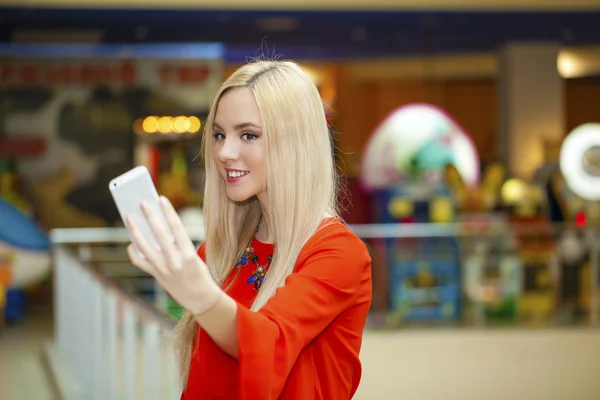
[0,55,222,229]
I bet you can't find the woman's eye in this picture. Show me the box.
[242,132,259,141]
[212,132,225,140]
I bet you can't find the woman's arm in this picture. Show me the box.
[192,290,240,358]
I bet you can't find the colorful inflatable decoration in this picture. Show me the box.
[360,103,480,192]
[0,198,51,321]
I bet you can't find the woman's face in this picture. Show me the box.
[212,87,267,203]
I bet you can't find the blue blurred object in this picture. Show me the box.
[0,198,50,251]
[371,185,462,322]
[387,237,462,321]
[4,288,26,323]
[0,42,224,60]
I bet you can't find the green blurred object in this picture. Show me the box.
[166,297,185,321]
[485,298,518,320]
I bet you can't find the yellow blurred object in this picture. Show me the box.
[0,284,5,309]
[579,262,599,312]
[143,116,159,133]
[536,269,551,287]
[0,172,32,214]
[430,197,454,223]
[158,117,174,134]
[415,270,436,287]
[519,294,554,320]
[157,145,201,210]
[388,197,414,219]
[28,167,108,229]
[158,173,200,210]
[444,162,506,213]
[502,178,527,205]
[140,116,201,135]
[515,203,537,218]
[188,116,201,133]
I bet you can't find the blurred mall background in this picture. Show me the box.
[1,0,600,399]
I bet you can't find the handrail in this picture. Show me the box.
[349,221,597,238]
[50,226,205,244]
[72,245,176,331]
[47,244,182,400]
[49,221,597,244]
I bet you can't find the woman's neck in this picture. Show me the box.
[255,198,275,244]
[254,222,274,244]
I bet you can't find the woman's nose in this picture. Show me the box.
[218,137,240,162]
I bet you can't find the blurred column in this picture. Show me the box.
[498,43,565,179]
[134,138,151,169]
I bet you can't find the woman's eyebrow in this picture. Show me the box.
[213,122,262,130]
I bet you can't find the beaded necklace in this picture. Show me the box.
[235,218,274,291]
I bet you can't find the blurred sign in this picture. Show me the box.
[0,60,214,88]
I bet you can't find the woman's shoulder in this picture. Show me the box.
[296,217,371,268]
[315,217,364,243]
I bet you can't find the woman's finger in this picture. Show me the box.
[159,196,198,257]
[139,201,180,267]
[126,244,156,276]
[127,215,167,274]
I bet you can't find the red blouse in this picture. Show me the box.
[181,219,372,399]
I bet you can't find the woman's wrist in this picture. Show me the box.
[189,281,223,317]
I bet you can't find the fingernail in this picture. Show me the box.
[160,196,168,205]
[140,201,147,210]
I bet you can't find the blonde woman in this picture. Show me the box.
[126,60,372,399]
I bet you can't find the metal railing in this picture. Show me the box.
[46,227,202,400]
[358,221,600,328]
[46,222,600,399]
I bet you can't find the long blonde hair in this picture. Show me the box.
[172,60,339,386]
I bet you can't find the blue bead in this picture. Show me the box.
[241,257,248,265]
[247,276,256,284]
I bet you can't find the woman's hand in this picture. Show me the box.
[126,196,221,316]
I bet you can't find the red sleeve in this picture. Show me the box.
[235,222,371,399]
[197,242,206,261]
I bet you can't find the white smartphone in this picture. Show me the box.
[109,166,173,258]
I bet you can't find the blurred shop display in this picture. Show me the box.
[360,102,600,328]
[0,43,223,324]
[361,103,479,325]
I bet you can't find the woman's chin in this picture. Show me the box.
[226,189,255,203]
